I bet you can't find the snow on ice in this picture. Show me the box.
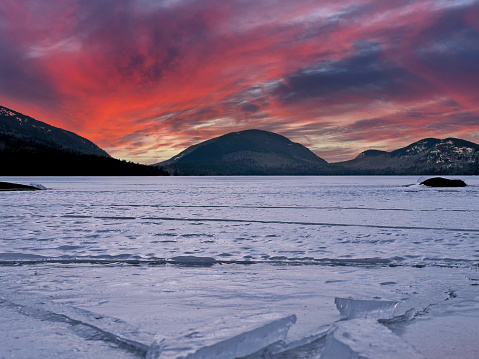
[0,176,478,358]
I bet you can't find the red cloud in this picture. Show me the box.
[1,0,478,163]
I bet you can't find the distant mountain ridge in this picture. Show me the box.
[157,129,332,175]
[333,137,479,175]
[0,106,109,157]
[2,104,477,176]
[157,131,479,175]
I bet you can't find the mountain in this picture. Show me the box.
[0,105,168,176]
[332,138,479,175]
[4,104,477,176]
[156,129,333,175]
[0,105,109,157]
[157,130,479,176]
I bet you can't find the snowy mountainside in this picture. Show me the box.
[333,137,479,175]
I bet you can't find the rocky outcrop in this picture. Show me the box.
[0,181,43,191]
[420,177,467,187]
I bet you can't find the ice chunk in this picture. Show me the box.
[335,297,399,320]
[147,313,296,359]
[321,319,425,359]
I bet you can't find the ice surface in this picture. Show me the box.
[1,176,478,267]
[322,319,425,359]
[1,262,479,358]
[400,310,479,359]
[1,176,478,358]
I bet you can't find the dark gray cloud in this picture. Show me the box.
[410,5,479,77]
[265,2,479,109]
[273,42,431,104]
[241,103,260,113]
[0,26,59,106]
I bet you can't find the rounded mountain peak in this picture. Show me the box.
[158,129,329,175]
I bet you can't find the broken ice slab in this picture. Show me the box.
[0,296,151,358]
[335,297,399,320]
[321,319,425,359]
[147,313,296,359]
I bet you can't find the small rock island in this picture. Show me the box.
[420,177,467,187]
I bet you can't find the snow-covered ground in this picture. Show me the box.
[1,176,478,358]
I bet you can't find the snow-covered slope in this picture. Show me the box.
[334,138,479,175]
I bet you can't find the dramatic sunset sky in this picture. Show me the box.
[1,0,478,163]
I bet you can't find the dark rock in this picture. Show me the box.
[0,181,42,191]
[420,177,467,187]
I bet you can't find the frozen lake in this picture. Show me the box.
[1,176,478,358]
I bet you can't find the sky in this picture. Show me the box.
[1,0,479,163]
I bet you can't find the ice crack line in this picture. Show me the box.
[88,204,477,212]
[12,203,477,212]
[60,214,479,233]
